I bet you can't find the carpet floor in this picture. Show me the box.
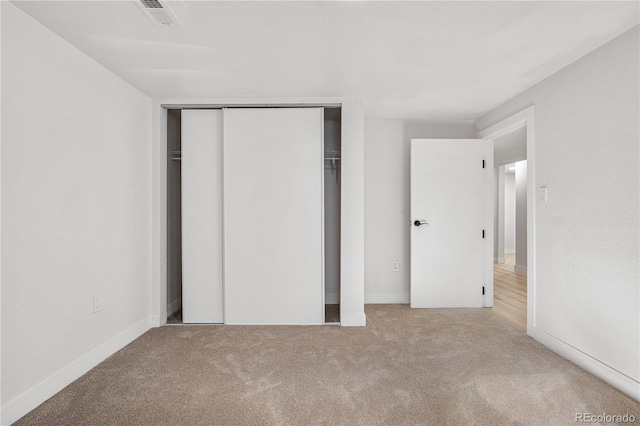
[15,305,640,425]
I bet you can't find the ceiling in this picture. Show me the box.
[11,1,639,121]
[494,126,526,166]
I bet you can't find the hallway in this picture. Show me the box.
[492,254,527,331]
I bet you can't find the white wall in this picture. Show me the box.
[514,160,527,274]
[364,120,476,303]
[477,26,639,395]
[504,170,516,253]
[1,3,152,423]
[493,166,505,263]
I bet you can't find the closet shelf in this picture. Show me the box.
[324,150,341,161]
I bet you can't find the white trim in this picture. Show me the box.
[477,110,527,140]
[494,257,505,264]
[161,102,342,109]
[340,313,367,327]
[167,298,182,316]
[1,318,151,426]
[150,314,164,328]
[325,293,340,304]
[483,139,495,308]
[224,322,325,326]
[0,2,3,420]
[477,105,535,334]
[365,293,409,304]
[151,104,167,328]
[514,265,527,275]
[320,108,326,319]
[530,327,640,401]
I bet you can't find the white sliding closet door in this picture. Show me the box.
[182,110,224,323]
[223,108,324,325]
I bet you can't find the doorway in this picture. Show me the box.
[495,161,527,330]
[478,106,535,334]
[503,160,528,276]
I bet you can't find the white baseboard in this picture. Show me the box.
[340,313,367,327]
[514,265,527,275]
[365,293,409,304]
[150,306,167,327]
[325,293,340,304]
[1,317,151,426]
[150,315,163,327]
[167,298,182,316]
[494,257,505,264]
[530,326,640,401]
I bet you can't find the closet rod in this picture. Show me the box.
[324,150,341,161]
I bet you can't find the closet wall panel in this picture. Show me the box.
[181,110,224,323]
[223,108,324,325]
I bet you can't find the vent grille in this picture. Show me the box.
[140,0,163,9]
[136,0,181,27]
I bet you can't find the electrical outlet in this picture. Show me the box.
[392,260,399,272]
[93,295,101,313]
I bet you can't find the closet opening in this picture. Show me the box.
[165,105,342,325]
[324,107,341,323]
[166,108,183,324]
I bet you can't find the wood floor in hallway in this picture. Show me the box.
[492,253,527,331]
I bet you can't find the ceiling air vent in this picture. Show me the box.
[136,0,181,28]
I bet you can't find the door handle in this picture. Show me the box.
[413,220,428,227]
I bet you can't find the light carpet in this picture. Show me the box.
[15,305,640,425]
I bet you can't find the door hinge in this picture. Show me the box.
[482,286,485,295]
[482,160,485,168]
[482,229,485,238]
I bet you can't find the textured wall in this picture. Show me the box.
[476,26,639,382]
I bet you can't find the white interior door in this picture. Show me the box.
[181,109,224,323]
[410,139,488,308]
[223,108,324,325]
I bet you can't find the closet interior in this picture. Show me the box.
[165,106,341,325]
[166,109,182,323]
[323,107,341,323]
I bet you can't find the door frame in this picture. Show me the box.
[477,106,536,334]
[150,98,367,327]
